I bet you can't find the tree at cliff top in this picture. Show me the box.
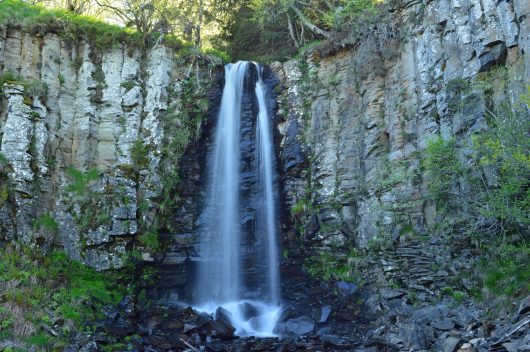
[82,0,246,47]
[227,0,380,61]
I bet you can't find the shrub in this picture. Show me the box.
[65,167,99,198]
[304,249,362,283]
[137,230,160,252]
[0,244,125,347]
[424,86,530,238]
[130,139,149,171]
[424,137,460,210]
[480,243,530,297]
[34,213,59,233]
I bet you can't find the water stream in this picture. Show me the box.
[195,61,281,337]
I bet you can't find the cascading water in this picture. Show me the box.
[194,61,281,337]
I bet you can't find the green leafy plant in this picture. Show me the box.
[65,167,99,198]
[480,243,530,297]
[34,213,59,233]
[424,85,529,237]
[130,139,149,171]
[0,244,125,347]
[304,249,361,283]
[138,230,160,252]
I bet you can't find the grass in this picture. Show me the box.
[304,250,362,283]
[0,0,228,60]
[0,244,126,348]
[0,71,48,103]
[479,243,530,297]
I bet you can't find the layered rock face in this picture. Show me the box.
[274,0,529,254]
[0,28,193,270]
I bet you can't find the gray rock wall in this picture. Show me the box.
[0,28,191,270]
[274,0,530,254]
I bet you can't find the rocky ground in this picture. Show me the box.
[59,273,529,352]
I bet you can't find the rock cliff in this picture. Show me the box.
[0,27,216,270]
[274,0,529,252]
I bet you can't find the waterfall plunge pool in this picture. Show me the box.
[194,300,282,337]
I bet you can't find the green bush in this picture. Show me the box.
[130,139,149,171]
[0,244,125,346]
[424,86,530,237]
[65,167,99,198]
[424,137,460,210]
[304,249,361,283]
[0,71,48,102]
[34,213,59,233]
[138,230,160,252]
[480,243,530,297]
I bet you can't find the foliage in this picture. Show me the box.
[0,70,48,103]
[34,213,59,233]
[0,153,10,209]
[0,0,185,51]
[137,230,160,252]
[0,0,137,48]
[0,244,125,348]
[425,82,530,238]
[476,243,530,298]
[229,0,381,61]
[86,0,244,50]
[304,249,361,282]
[424,137,460,209]
[130,139,149,171]
[65,167,99,199]
[159,76,207,219]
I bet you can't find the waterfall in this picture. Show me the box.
[194,61,281,337]
[256,66,280,305]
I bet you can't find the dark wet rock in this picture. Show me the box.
[440,336,462,352]
[215,307,234,329]
[106,317,137,337]
[305,214,320,238]
[318,306,332,323]
[167,333,191,349]
[277,305,297,323]
[337,281,358,295]
[197,317,236,339]
[398,323,433,350]
[160,319,183,332]
[276,316,315,336]
[239,301,261,320]
[517,296,530,317]
[147,335,172,350]
[195,311,213,324]
[432,319,455,331]
[118,296,136,317]
[380,288,406,300]
[362,294,382,320]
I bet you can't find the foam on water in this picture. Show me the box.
[196,300,281,337]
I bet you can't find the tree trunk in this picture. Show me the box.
[289,4,330,38]
[287,13,300,48]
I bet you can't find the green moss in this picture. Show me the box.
[0,71,47,103]
[0,244,125,346]
[292,197,309,216]
[480,243,530,297]
[120,80,135,92]
[131,139,149,171]
[34,213,59,233]
[138,230,160,252]
[0,0,228,62]
[25,331,49,347]
[424,137,460,209]
[304,249,362,283]
[65,167,99,199]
